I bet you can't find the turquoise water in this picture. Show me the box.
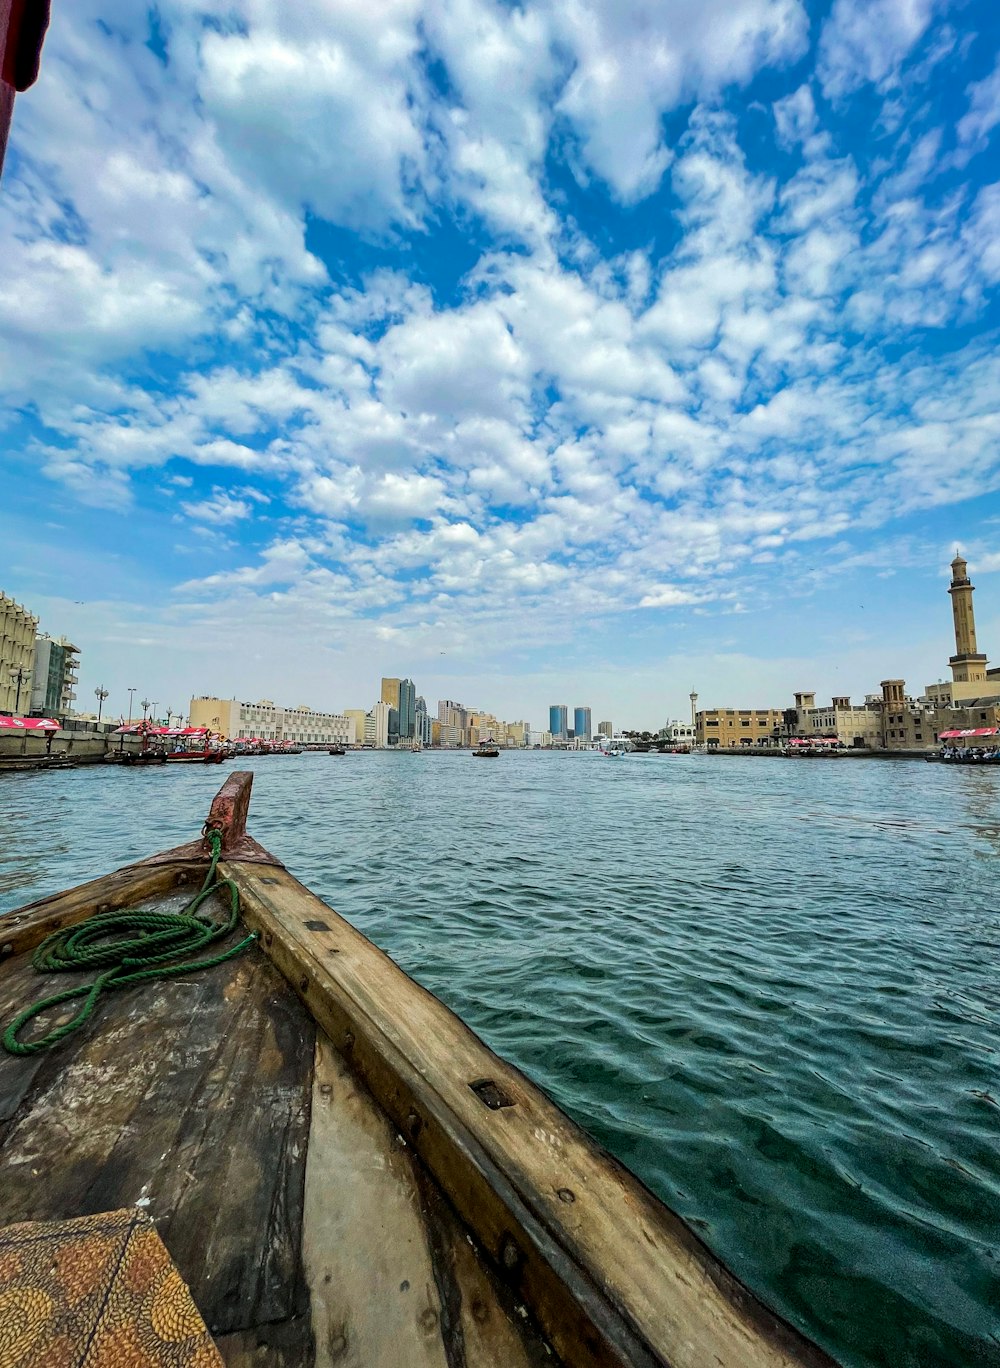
[1,751,998,1366]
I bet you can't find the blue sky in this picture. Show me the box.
[3,0,1000,730]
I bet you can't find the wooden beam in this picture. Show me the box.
[0,862,206,959]
[228,862,835,1368]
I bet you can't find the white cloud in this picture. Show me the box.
[818,0,940,98]
[957,53,1000,153]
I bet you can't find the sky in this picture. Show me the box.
[2,0,1000,731]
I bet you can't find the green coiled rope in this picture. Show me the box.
[2,828,257,1056]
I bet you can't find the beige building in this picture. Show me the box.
[696,707,784,748]
[344,709,367,747]
[783,691,882,748]
[1,591,38,714]
[365,700,390,748]
[189,696,354,745]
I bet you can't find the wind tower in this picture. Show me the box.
[948,553,988,686]
[689,690,698,727]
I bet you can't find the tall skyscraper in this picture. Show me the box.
[398,678,416,740]
[549,704,568,739]
[573,706,592,742]
[380,677,402,708]
[415,694,430,746]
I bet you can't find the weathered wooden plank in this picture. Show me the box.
[0,938,315,1355]
[0,860,206,958]
[215,1316,314,1366]
[230,863,835,1368]
[0,950,48,1122]
[303,1033,452,1368]
[303,1034,552,1368]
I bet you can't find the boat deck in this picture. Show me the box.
[0,897,555,1367]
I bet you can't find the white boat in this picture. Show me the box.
[600,736,632,759]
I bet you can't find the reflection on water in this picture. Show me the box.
[1,752,998,1367]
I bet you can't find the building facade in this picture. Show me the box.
[30,635,80,716]
[696,707,785,747]
[1,592,38,714]
[415,695,431,746]
[549,704,568,740]
[573,706,592,742]
[380,677,401,709]
[365,700,390,748]
[597,720,612,739]
[397,678,416,742]
[661,720,696,746]
[188,696,354,745]
[344,709,367,747]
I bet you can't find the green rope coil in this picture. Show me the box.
[2,829,257,1056]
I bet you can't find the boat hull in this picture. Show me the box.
[0,772,835,1368]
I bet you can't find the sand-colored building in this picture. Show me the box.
[189,696,354,745]
[696,707,784,748]
[0,591,38,714]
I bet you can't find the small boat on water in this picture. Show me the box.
[0,773,831,1367]
[328,746,347,755]
[472,736,500,757]
[112,723,226,764]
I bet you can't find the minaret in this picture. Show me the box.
[689,690,698,728]
[948,553,988,684]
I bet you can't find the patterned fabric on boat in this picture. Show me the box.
[0,1207,222,1367]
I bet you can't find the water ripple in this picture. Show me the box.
[1,752,998,1366]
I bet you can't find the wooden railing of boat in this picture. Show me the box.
[1,773,836,1368]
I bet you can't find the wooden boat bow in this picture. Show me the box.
[0,773,837,1367]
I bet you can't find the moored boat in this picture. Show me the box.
[0,774,834,1368]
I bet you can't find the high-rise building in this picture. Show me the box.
[549,704,568,739]
[415,695,431,746]
[366,700,389,747]
[573,706,591,742]
[438,699,468,730]
[30,635,80,716]
[380,677,402,708]
[597,720,613,738]
[398,678,416,740]
[387,707,399,746]
[1,591,38,714]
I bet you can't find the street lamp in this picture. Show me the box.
[8,667,27,713]
[141,698,151,721]
[150,701,159,725]
[94,686,109,723]
[127,687,136,724]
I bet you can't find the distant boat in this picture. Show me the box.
[328,746,347,756]
[601,737,631,759]
[473,737,500,757]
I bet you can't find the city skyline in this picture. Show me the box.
[3,5,1000,719]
